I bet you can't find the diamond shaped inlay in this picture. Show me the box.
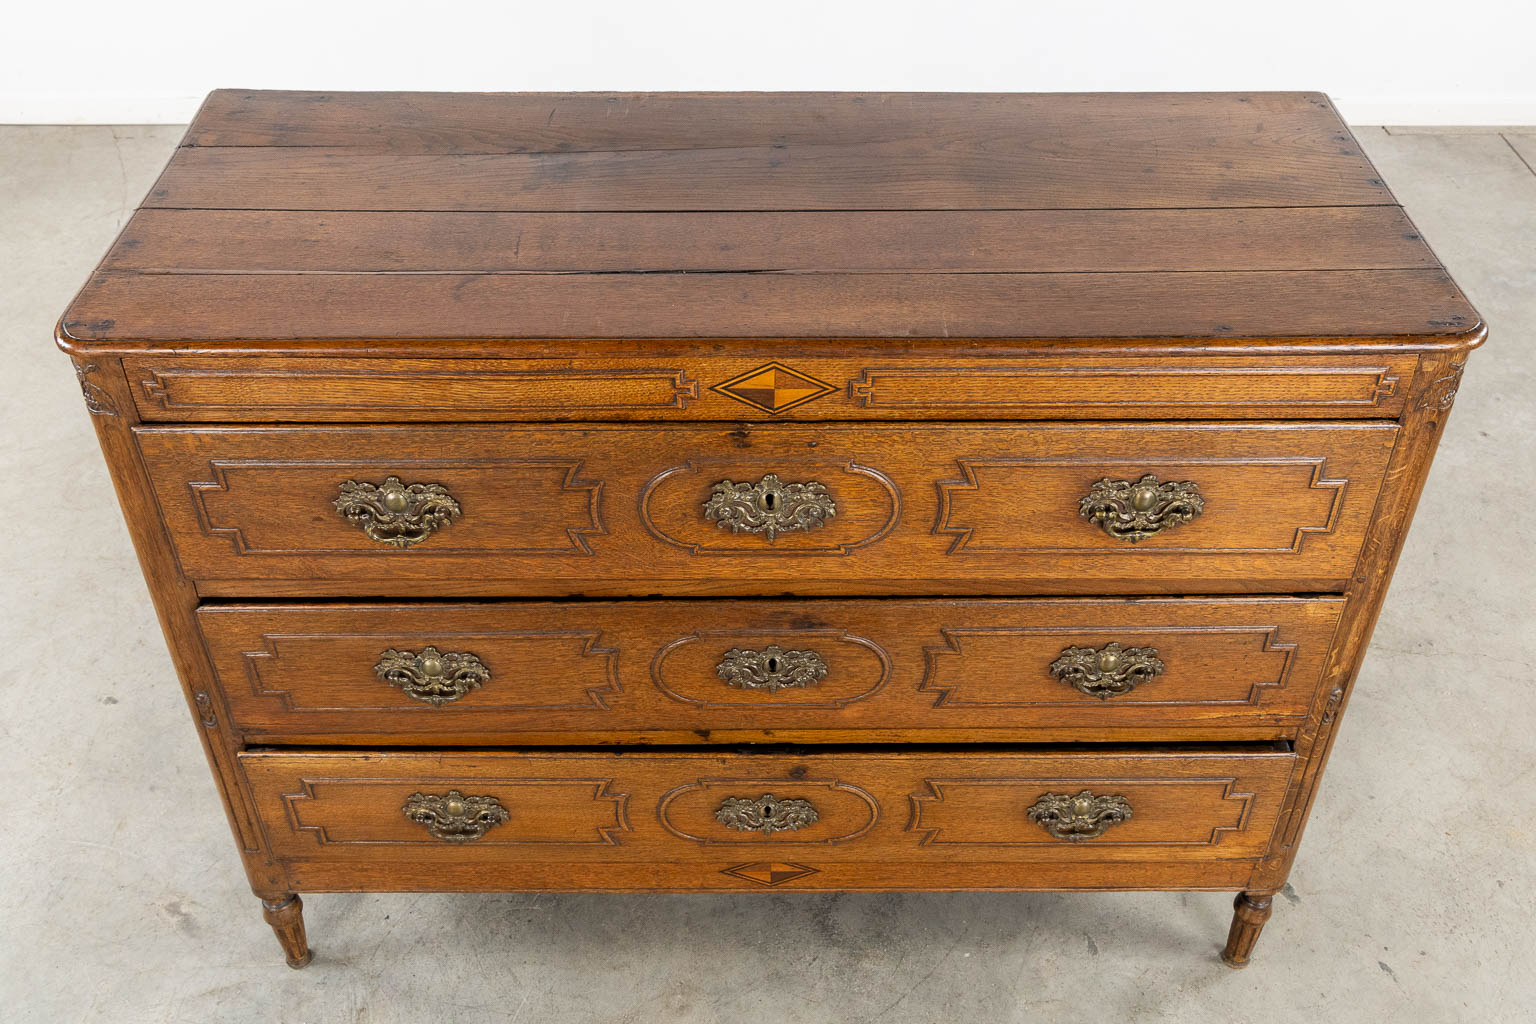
[720,861,821,886]
[712,362,838,414]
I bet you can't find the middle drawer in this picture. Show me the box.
[197,597,1344,744]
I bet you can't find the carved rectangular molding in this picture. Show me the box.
[135,363,699,418]
[122,355,1418,423]
[908,777,1255,847]
[189,458,605,556]
[935,456,1348,556]
[920,624,1296,708]
[242,630,620,712]
[850,364,1404,412]
[282,777,631,846]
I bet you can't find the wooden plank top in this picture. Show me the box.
[59,91,1483,353]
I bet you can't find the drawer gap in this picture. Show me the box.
[243,739,1294,757]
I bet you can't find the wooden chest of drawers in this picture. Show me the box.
[58,90,1482,969]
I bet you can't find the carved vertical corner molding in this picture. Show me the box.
[74,362,118,416]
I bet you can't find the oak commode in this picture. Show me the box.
[58,90,1482,968]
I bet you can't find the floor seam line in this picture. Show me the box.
[1501,134,1536,179]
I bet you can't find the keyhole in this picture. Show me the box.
[763,493,777,510]
[762,803,774,815]
[766,657,780,673]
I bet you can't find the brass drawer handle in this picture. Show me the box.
[715,793,819,834]
[334,475,461,548]
[403,790,509,842]
[717,645,829,693]
[1079,473,1203,542]
[704,473,835,540]
[1049,643,1164,700]
[1027,790,1133,842]
[376,646,490,705]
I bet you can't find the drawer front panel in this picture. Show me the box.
[122,352,1416,422]
[138,423,1396,597]
[199,598,1344,744]
[240,748,1295,892]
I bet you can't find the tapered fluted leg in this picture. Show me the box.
[261,894,313,968]
[1221,891,1274,968]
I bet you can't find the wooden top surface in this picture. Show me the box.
[59,91,1483,353]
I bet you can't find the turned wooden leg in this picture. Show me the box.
[261,894,313,968]
[1221,891,1275,968]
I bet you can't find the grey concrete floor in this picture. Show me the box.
[1,124,1532,1024]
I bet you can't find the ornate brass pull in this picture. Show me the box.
[376,646,490,705]
[716,645,829,693]
[402,790,509,842]
[334,475,461,548]
[1079,473,1203,542]
[703,474,835,540]
[715,794,819,834]
[1049,643,1164,700]
[1027,790,1133,842]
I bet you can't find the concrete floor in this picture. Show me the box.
[1,124,1532,1024]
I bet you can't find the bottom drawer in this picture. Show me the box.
[240,747,1295,892]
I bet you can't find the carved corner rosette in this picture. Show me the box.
[334,475,461,548]
[716,645,829,693]
[376,646,490,705]
[1079,473,1204,542]
[1417,360,1465,412]
[703,474,835,540]
[73,361,118,416]
[1048,642,1165,700]
[402,790,510,842]
[1026,790,1133,842]
[715,794,820,835]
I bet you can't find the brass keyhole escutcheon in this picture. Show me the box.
[715,794,819,834]
[716,645,828,693]
[704,474,835,540]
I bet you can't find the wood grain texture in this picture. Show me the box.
[260,895,312,969]
[155,93,1387,211]
[53,91,1486,965]
[180,90,1372,158]
[239,747,1295,893]
[67,356,288,897]
[133,421,1397,597]
[1222,891,1276,967]
[100,208,1439,274]
[57,90,1483,354]
[61,270,1479,345]
[121,352,1418,423]
[1247,349,1471,893]
[195,597,1343,745]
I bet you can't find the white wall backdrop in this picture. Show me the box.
[4,0,1533,125]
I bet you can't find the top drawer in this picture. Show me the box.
[136,422,1395,598]
[120,353,1418,423]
